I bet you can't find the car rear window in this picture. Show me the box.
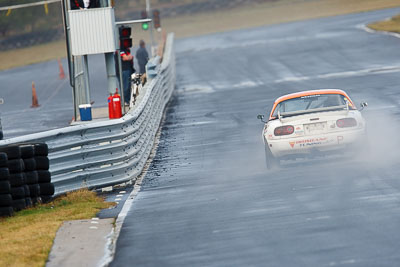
[272,94,353,118]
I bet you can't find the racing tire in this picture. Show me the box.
[28,184,40,197]
[0,167,10,180]
[0,206,14,217]
[0,181,11,194]
[9,173,26,187]
[34,143,48,157]
[25,171,39,184]
[37,170,51,183]
[35,157,49,170]
[11,186,25,199]
[23,158,36,171]
[0,145,21,160]
[23,184,30,197]
[0,152,7,167]
[0,194,12,207]
[19,145,35,159]
[265,143,280,170]
[7,159,25,173]
[12,198,26,211]
[39,183,55,196]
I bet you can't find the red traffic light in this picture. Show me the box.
[119,26,132,50]
[153,10,161,29]
[120,27,131,37]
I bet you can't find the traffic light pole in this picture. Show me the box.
[115,19,152,26]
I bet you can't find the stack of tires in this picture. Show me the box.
[20,144,40,205]
[33,143,54,203]
[0,143,54,216]
[0,152,13,217]
[4,145,27,211]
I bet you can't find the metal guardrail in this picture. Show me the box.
[0,33,175,196]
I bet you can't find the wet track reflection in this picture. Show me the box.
[111,9,400,267]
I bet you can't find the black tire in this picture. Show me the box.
[25,197,32,208]
[0,145,21,159]
[7,159,25,173]
[0,167,10,181]
[23,158,36,171]
[9,173,26,187]
[19,145,35,159]
[0,206,14,217]
[37,170,51,183]
[12,198,26,211]
[23,184,30,197]
[35,156,49,170]
[0,152,7,167]
[34,143,48,157]
[0,181,11,194]
[10,186,25,199]
[265,143,280,170]
[0,131,3,141]
[25,171,38,184]
[0,194,12,207]
[40,183,55,196]
[28,184,40,197]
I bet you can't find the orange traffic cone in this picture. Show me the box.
[31,81,40,108]
[58,59,65,80]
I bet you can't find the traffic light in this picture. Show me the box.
[141,10,149,31]
[153,10,161,29]
[119,26,132,50]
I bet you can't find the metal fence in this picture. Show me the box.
[0,33,175,195]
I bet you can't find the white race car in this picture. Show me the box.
[258,89,368,169]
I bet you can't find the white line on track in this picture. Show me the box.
[274,65,400,83]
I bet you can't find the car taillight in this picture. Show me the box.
[274,125,294,136]
[336,118,357,128]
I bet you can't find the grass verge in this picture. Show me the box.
[0,189,114,267]
[368,14,400,34]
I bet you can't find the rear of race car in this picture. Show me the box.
[263,109,366,159]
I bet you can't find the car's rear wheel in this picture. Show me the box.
[265,143,280,170]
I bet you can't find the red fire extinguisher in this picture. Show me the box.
[108,94,115,119]
[113,88,122,118]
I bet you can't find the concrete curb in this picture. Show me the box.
[46,218,115,267]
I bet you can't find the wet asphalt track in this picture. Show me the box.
[110,8,400,267]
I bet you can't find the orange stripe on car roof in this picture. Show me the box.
[269,89,355,120]
[275,89,349,103]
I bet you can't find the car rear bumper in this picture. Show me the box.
[266,128,366,158]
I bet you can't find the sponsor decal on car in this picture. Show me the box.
[289,137,334,148]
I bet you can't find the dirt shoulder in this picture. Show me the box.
[1,0,399,71]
